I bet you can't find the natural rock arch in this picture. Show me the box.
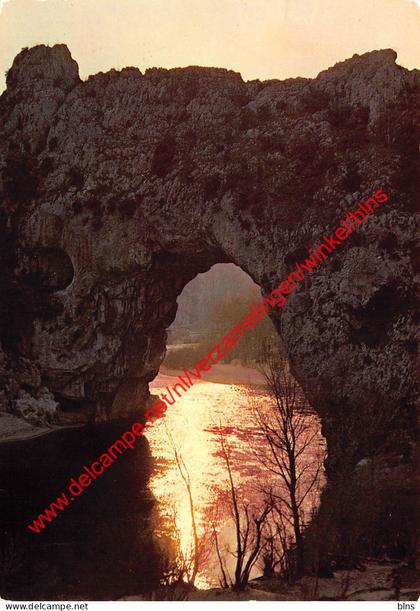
[0,44,418,565]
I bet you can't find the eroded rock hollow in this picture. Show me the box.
[0,45,418,564]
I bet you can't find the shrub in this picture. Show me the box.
[201,173,221,200]
[151,134,177,177]
[238,106,259,130]
[4,152,39,203]
[39,157,54,178]
[48,137,58,151]
[68,166,84,190]
[342,165,362,191]
[301,88,330,113]
[119,199,137,218]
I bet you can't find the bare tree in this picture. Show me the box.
[254,350,325,578]
[211,515,230,589]
[258,495,297,582]
[214,427,273,591]
[165,429,207,587]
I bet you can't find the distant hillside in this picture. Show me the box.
[169,263,259,333]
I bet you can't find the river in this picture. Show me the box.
[148,370,325,589]
[0,369,325,599]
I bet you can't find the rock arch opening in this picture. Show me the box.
[147,262,326,588]
[161,262,278,372]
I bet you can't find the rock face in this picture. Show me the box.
[0,45,418,563]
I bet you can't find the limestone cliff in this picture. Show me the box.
[0,45,418,564]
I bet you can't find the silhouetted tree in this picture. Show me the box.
[214,427,273,591]
[165,429,207,587]
[254,351,325,578]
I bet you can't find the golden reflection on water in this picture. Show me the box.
[148,371,325,589]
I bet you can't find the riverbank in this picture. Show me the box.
[152,362,266,388]
[122,560,419,601]
[0,363,265,444]
[0,412,84,444]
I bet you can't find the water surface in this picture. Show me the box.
[149,371,325,588]
[0,370,325,598]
